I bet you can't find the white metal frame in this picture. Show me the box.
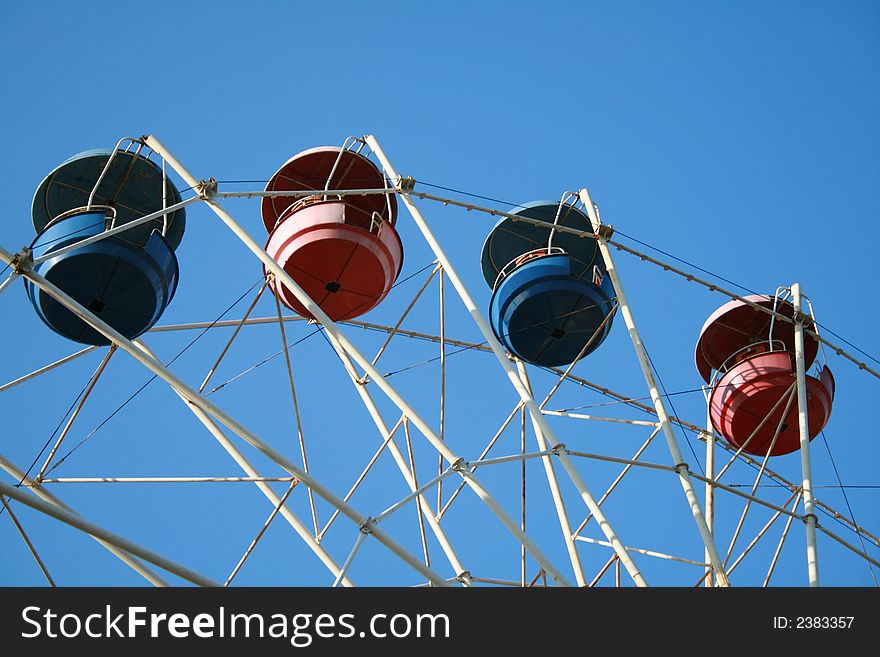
[1,133,876,588]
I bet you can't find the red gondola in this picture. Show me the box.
[695,295,834,457]
[261,146,402,321]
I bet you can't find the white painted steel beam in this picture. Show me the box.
[578,187,730,587]
[0,347,98,394]
[516,361,587,586]
[792,283,820,586]
[366,135,644,587]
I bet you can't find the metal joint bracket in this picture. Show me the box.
[596,224,615,240]
[450,457,468,473]
[803,513,819,526]
[197,178,218,200]
[359,517,376,534]
[551,443,568,456]
[455,570,472,584]
[11,247,33,274]
[793,310,811,325]
[673,462,690,476]
[397,176,416,193]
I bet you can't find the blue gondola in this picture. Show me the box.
[25,145,185,345]
[480,200,615,366]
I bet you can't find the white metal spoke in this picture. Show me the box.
[575,536,709,568]
[793,283,820,586]
[468,451,554,467]
[42,476,296,484]
[688,471,806,519]
[566,449,825,528]
[0,271,19,296]
[517,361,586,586]
[332,530,369,588]
[373,458,456,524]
[579,187,729,587]
[542,410,659,427]
[217,188,394,200]
[438,267,446,518]
[273,284,319,537]
[35,346,117,483]
[704,393,715,587]
[567,449,676,473]
[470,576,522,587]
[520,405,527,587]
[403,420,432,573]
[0,346,98,394]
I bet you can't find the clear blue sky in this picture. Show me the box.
[1,0,878,587]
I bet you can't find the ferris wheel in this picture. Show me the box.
[1,133,877,588]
